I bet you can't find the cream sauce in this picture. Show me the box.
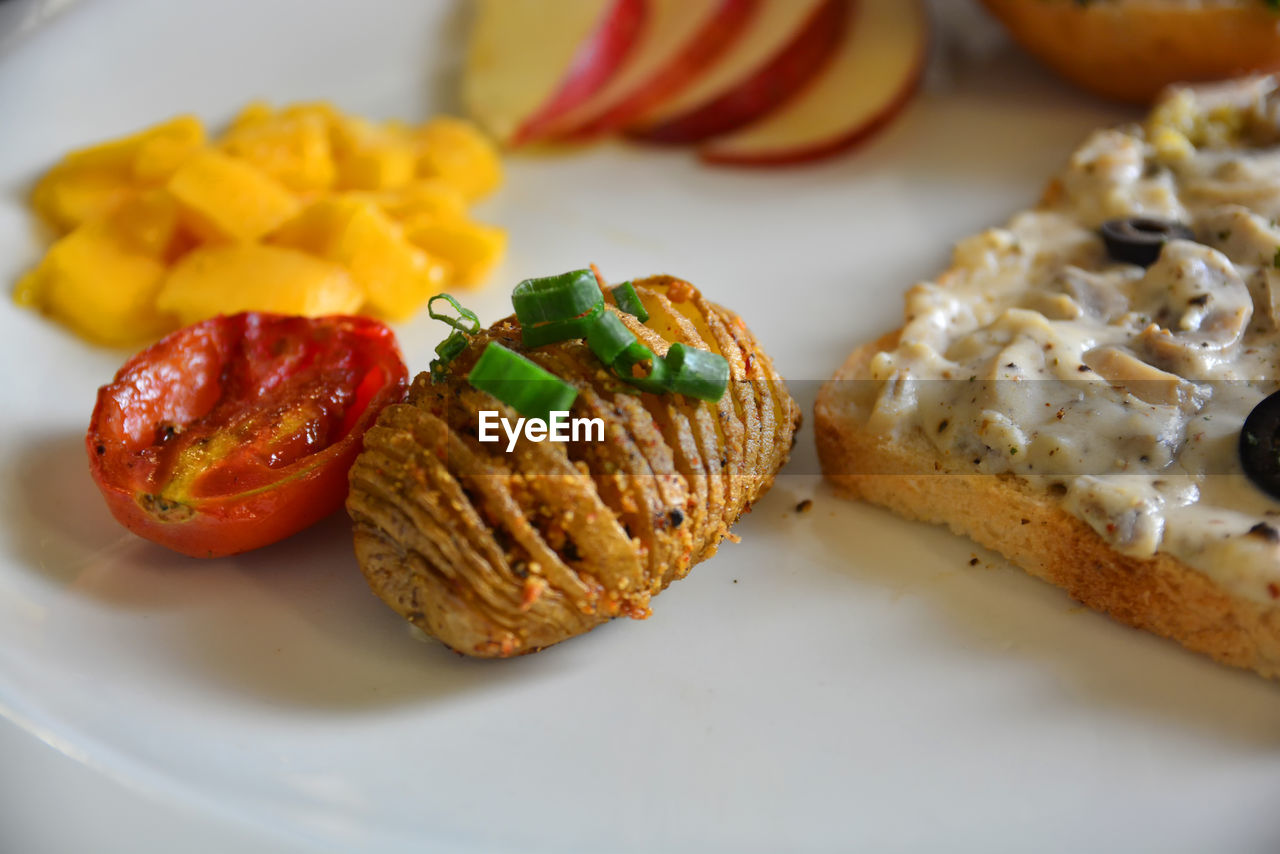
[867,79,1280,605]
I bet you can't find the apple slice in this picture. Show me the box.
[626,0,849,145]
[464,0,647,146]
[700,0,928,165]
[539,0,761,143]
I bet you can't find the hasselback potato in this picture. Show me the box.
[346,273,799,656]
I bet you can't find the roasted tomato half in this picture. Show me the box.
[87,312,408,558]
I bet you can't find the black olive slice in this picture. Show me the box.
[1100,217,1195,267]
[1240,389,1280,500]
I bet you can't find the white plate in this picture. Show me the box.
[3,2,1280,852]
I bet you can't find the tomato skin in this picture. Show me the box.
[87,313,408,558]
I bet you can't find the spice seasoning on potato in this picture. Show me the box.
[347,273,799,657]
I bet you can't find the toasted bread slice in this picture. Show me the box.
[817,332,1280,678]
[814,77,1280,678]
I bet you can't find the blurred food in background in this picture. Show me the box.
[980,0,1280,103]
[463,0,929,166]
[15,102,505,346]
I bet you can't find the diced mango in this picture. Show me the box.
[362,179,467,223]
[272,197,447,319]
[337,209,447,319]
[30,170,135,233]
[54,115,204,175]
[403,217,505,286]
[108,191,184,259]
[29,223,174,346]
[325,112,384,157]
[414,117,502,201]
[130,117,206,183]
[18,100,506,346]
[31,116,205,229]
[166,150,300,243]
[336,141,417,191]
[13,268,42,308]
[280,101,345,133]
[319,110,417,191]
[229,100,275,132]
[268,195,364,252]
[156,243,362,325]
[221,112,335,193]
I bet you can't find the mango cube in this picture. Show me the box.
[156,243,362,325]
[30,115,205,231]
[229,100,275,132]
[403,217,505,286]
[415,117,502,201]
[31,224,174,346]
[166,150,300,242]
[18,100,507,347]
[336,141,417,191]
[30,170,136,234]
[59,115,204,173]
[280,101,345,133]
[12,268,41,308]
[268,195,363,252]
[221,112,335,193]
[364,179,467,223]
[130,117,206,183]
[109,191,184,259]
[272,197,446,319]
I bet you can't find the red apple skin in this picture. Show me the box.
[699,78,921,166]
[699,1,929,166]
[626,0,849,146]
[557,0,763,142]
[511,0,648,147]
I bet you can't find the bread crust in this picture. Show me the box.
[816,332,1280,678]
[981,0,1280,103]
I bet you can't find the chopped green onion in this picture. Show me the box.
[521,304,603,349]
[586,310,637,365]
[609,281,648,322]
[431,330,470,382]
[468,342,578,422]
[512,269,602,326]
[429,293,480,334]
[435,330,468,361]
[428,293,480,383]
[611,340,669,394]
[665,343,729,402]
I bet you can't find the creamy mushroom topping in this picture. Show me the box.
[867,78,1280,604]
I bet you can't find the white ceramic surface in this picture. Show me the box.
[2,2,1280,852]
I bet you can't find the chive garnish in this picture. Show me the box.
[514,268,608,349]
[429,293,480,333]
[521,305,604,349]
[610,340,669,394]
[428,294,481,382]
[512,269,602,325]
[665,342,730,402]
[586,310,637,366]
[467,342,578,422]
[609,281,649,322]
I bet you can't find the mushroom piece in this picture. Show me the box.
[1251,267,1280,330]
[1053,265,1133,322]
[1133,240,1253,375]
[1063,475,1165,557]
[1196,204,1280,267]
[1082,345,1210,413]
